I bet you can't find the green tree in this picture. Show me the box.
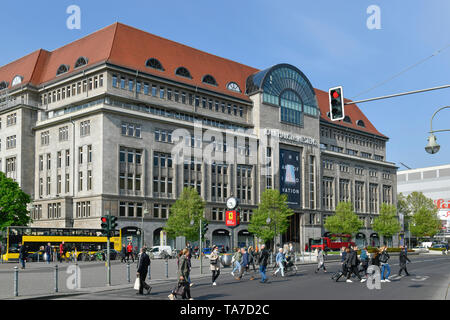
[0,172,31,232]
[324,201,363,236]
[164,187,205,241]
[410,207,441,240]
[248,189,294,244]
[372,203,401,245]
[398,192,441,239]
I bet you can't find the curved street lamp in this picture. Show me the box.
[425,106,450,154]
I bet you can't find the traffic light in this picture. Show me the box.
[101,216,109,236]
[109,216,118,232]
[201,220,208,240]
[329,86,345,121]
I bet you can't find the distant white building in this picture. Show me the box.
[397,164,450,243]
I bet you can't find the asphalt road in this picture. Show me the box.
[53,254,450,300]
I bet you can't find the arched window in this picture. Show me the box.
[202,74,217,86]
[246,64,319,126]
[146,58,164,71]
[280,89,303,126]
[56,64,69,76]
[0,81,9,90]
[175,67,192,79]
[227,82,241,93]
[343,115,352,123]
[11,76,23,86]
[357,120,365,127]
[74,56,88,68]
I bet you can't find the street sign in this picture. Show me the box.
[226,210,240,227]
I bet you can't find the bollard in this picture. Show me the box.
[13,266,18,297]
[127,262,130,283]
[54,265,59,293]
[165,259,168,278]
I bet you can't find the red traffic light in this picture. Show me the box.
[332,91,340,99]
[101,217,107,223]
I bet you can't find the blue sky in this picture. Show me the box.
[1,0,449,170]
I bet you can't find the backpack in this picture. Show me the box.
[379,252,388,263]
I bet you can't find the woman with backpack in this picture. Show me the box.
[360,246,370,277]
[210,246,221,286]
[379,246,391,282]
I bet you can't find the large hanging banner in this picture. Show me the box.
[279,149,301,208]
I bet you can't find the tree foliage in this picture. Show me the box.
[410,207,441,239]
[0,172,31,232]
[164,187,205,241]
[372,203,401,239]
[398,192,441,238]
[248,189,294,242]
[324,201,363,236]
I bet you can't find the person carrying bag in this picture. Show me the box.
[210,246,221,286]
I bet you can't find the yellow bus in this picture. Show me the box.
[0,226,122,262]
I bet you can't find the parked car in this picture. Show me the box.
[148,246,172,259]
[431,243,447,249]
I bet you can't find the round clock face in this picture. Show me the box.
[226,197,237,209]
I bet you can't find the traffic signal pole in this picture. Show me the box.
[107,235,111,286]
[343,84,450,106]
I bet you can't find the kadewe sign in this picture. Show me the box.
[226,210,240,227]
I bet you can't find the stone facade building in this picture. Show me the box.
[0,23,397,249]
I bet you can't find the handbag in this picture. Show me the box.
[174,281,186,296]
[210,258,218,265]
[134,276,140,290]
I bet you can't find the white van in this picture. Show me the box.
[148,246,173,259]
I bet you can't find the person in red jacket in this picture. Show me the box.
[127,242,134,262]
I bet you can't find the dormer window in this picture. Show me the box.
[11,76,23,87]
[56,64,70,76]
[202,74,217,86]
[175,67,192,79]
[356,120,365,127]
[343,115,352,123]
[227,82,241,93]
[146,58,164,71]
[0,81,9,90]
[74,56,88,68]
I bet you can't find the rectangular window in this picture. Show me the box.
[88,145,92,163]
[87,170,92,190]
[79,147,83,164]
[65,174,70,193]
[65,149,70,167]
[78,172,83,191]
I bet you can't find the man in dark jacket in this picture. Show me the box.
[136,247,151,295]
[236,248,250,280]
[18,244,27,269]
[346,246,362,282]
[398,246,411,276]
[45,243,52,264]
[258,245,270,283]
[121,244,127,263]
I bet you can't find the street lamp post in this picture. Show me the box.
[141,206,148,249]
[425,106,450,154]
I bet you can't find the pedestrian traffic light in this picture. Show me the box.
[329,86,345,121]
[101,216,109,236]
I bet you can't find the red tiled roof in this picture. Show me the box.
[0,22,386,138]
